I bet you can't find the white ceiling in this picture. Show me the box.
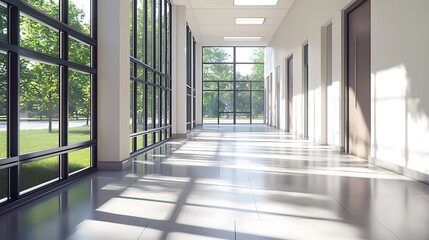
[171,0,296,46]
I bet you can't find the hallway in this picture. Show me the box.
[0,125,428,240]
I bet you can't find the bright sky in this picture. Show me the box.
[70,0,91,23]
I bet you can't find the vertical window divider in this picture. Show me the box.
[132,0,137,152]
[152,0,156,143]
[144,0,148,148]
[60,0,69,180]
[233,47,237,124]
[8,4,20,200]
[91,0,98,168]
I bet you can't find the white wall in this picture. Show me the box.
[266,0,350,144]
[266,0,429,182]
[370,0,429,182]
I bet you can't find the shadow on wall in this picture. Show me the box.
[371,11,429,175]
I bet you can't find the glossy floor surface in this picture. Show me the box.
[0,125,428,240]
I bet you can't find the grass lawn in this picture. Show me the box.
[0,125,91,195]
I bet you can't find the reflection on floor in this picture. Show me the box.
[0,125,428,240]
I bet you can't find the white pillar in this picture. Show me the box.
[172,5,187,137]
[196,43,203,125]
[97,0,130,170]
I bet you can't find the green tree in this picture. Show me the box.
[19,0,91,132]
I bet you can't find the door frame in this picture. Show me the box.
[286,55,293,133]
[343,0,370,154]
[302,42,309,139]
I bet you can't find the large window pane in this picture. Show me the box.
[236,91,250,112]
[236,47,264,63]
[155,0,160,70]
[252,91,264,123]
[69,148,91,174]
[203,91,218,123]
[203,82,217,90]
[137,82,144,132]
[252,82,264,90]
[236,82,250,90]
[219,113,233,124]
[130,0,171,153]
[236,113,250,124]
[202,47,265,125]
[147,84,153,129]
[68,69,91,144]
[147,0,153,67]
[0,2,7,42]
[0,52,6,159]
[203,47,233,63]
[219,82,233,90]
[203,64,233,81]
[0,168,7,200]
[219,91,233,113]
[20,59,59,154]
[20,156,60,193]
[136,0,145,61]
[137,135,144,149]
[20,14,59,57]
[24,0,59,19]
[236,64,264,81]
[69,37,91,67]
[69,0,91,36]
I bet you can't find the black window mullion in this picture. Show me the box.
[152,0,156,143]
[132,0,137,152]
[233,47,236,124]
[59,0,69,180]
[8,4,20,201]
[250,83,253,124]
[91,0,98,168]
[143,0,148,147]
[2,0,96,46]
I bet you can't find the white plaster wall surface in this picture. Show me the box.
[266,0,353,144]
[371,0,429,179]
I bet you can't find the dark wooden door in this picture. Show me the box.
[347,0,371,159]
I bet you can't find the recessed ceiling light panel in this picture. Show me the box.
[235,18,265,25]
[224,37,262,41]
[234,0,278,6]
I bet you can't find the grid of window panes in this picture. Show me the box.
[130,0,172,154]
[202,47,265,124]
[0,0,97,207]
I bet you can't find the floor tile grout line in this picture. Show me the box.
[375,218,401,240]
[137,221,150,240]
[329,194,356,220]
[248,176,261,219]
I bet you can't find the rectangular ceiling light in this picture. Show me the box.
[224,37,261,41]
[234,0,278,6]
[235,18,265,25]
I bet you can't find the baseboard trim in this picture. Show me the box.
[370,157,429,184]
[97,158,132,171]
[172,133,187,139]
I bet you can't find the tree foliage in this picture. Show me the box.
[15,0,92,132]
[203,47,265,120]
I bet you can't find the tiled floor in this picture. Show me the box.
[0,125,428,240]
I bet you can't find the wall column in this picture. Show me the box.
[97,0,130,170]
[172,5,187,137]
